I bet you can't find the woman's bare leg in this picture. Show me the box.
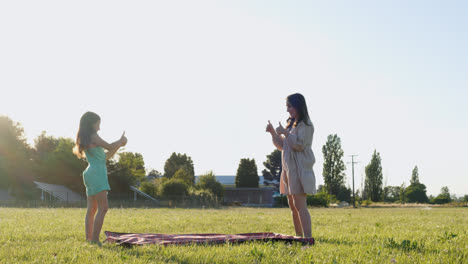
[287,194,303,237]
[293,194,312,237]
[85,196,98,241]
[91,191,109,242]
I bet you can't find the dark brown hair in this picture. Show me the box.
[73,112,100,158]
[286,93,311,129]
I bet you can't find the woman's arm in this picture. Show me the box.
[105,143,124,160]
[266,120,283,151]
[286,123,312,152]
[91,132,127,159]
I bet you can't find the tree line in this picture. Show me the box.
[0,115,261,201]
[0,116,224,200]
[261,133,467,205]
[1,115,466,204]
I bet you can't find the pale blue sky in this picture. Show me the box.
[1,1,467,196]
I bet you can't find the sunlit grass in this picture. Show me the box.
[0,207,466,263]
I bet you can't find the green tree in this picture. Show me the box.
[262,149,281,192]
[173,168,195,186]
[462,195,468,203]
[399,183,407,203]
[196,171,224,198]
[0,155,5,188]
[337,185,352,203]
[322,134,346,196]
[105,151,146,198]
[0,116,35,198]
[440,186,451,198]
[32,134,87,194]
[164,152,195,180]
[383,186,401,202]
[405,165,428,203]
[34,131,59,159]
[235,158,259,188]
[410,166,420,185]
[317,185,325,193]
[117,152,146,183]
[364,150,383,202]
[147,169,162,178]
[106,159,135,197]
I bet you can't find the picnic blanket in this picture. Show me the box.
[104,231,315,246]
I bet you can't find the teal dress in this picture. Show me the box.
[83,147,111,196]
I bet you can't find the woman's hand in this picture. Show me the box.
[105,132,127,160]
[120,131,127,146]
[266,120,275,134]
[276,122,288,136]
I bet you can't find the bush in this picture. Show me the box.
[190,189,215,200]
[307,192,330,207]
[160,179,189,200]
[139,181,158,197]
[431,195,451,204]
[273,192,331,207]
[274,195,288,207]
[430,186,452,204]
[196,171,224,198]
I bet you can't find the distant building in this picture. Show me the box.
[195,175,266,186]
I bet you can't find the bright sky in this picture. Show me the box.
[1,1,467,196]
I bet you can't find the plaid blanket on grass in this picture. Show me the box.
[105,231,315,246]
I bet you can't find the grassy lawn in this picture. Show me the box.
[0,207,466,263]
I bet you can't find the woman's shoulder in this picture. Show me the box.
[298,119,314,133]
[298,119,313,127]
[87,133,100,148]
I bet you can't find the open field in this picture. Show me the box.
[0,207,466,263]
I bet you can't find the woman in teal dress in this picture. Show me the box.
[73,112,127,245]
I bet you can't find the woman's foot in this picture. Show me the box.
[89,240,102,247]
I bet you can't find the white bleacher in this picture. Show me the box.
[34,181,83,202]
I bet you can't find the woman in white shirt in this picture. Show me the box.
[266,93,316,238]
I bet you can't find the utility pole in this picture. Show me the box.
[348,155,359,208]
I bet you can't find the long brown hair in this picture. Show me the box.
[286,93,311,129]
[73,112,100,158]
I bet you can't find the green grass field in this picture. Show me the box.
[0,207,466,263]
